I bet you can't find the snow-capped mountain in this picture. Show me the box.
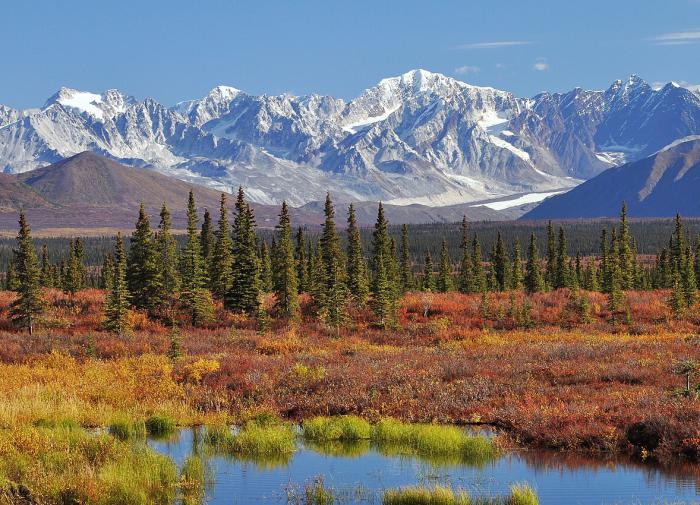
[2,70,700,207]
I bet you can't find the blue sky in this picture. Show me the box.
[3,0,700,108]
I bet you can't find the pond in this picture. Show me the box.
[150,428,700,504]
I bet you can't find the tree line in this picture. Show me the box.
[6,194,700,334]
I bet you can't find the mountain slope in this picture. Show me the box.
[17,151,223,209]
[522,138,700,219]
[2,71,700,207]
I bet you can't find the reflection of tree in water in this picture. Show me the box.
[516,449,700,492]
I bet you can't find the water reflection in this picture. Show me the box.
[149,428,700,505]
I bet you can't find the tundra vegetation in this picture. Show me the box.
[1,192,699,503]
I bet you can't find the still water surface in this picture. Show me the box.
[150,428,700,505]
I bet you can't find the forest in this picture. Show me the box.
[3,189,700,504]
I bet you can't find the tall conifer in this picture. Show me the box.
[10,211,44,334]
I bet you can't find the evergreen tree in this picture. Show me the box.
[346,203,369,305]
[370,203,398,305]
[104,233,131,335]
[618,202,634,290]
[101,254,114,290]
[471,236,486,293]
[546,221,557,288]
[372,250,395,328]
[259,240,274,292]
[10,211,44,335]
[511,240,524,290]
[295,227,309,293]
[181,191,213,326]
[317,194,348,331]
[694,238,700,290]
[584,258,598,292]
[399,224,413,293]
[492,232,509,291]
[683,245,697,308]
[575,252,584,288]
[457,217,473,293]
[127,204,162,312]
[669,268,686,319]
[63,239,85,296]
[524,233,544,294]
[210,193,234,299]
[600,229,610,293]
[554,227,569,289]
[155,204,180,316]
[40,244,52,288]
[200,208,215,284]
[422,251,435,291]
[272,201,300,318]
[226,187,260,315]
[437,238,453,292]
[5,260,19,291]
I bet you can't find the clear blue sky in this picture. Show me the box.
[3,0,700,109]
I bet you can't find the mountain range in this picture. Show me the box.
[523,137,700,219]
[3,70,700,209]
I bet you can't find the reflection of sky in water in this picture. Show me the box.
[150,429,700,505]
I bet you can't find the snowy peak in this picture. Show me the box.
[44,87,136,120]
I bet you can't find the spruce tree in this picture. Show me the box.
[399,224,413,293]
[669,269,686,319]
[272,201,299,318]
[181,191,213,326]
[584,258,599,292]
[155,204,180,316]
[600,229,610,293]
[457,217,473,293]
[511,240,524,290]
[5,260,19,291]
[372,251,395,328]
[40,244,52,288]
[346,203,369,305]
[259,240,274,292]
[422,251,435,291]
[370,203,398,305]
[546,221,557,288]
[127,204,162,312]
[104,233,131,335]
[524,233,544,294]
[471,236,487,293]
[101,254,114,290]
[683,245,697,308]
[554,227,569,289]
[10,211,44,335]
[210,193,233,299]
[226,188,260,315]
[437,238,453,293]
[295,227,309,293]
[63,239,85,296]
[200,208,215,284]
[492,232,509,291]
[618,202,634,290]
[317,193,348,331]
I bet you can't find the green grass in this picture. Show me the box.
[508,484,539,505]
[204,422,295,456]
[0,425,178,505]
[108,416,147,441]
[383,485,471,505]
[145,415,177,438]
[302,416,372,441]
[180,455,207,505]
[382,484,539,505]
[371,418,498,465]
